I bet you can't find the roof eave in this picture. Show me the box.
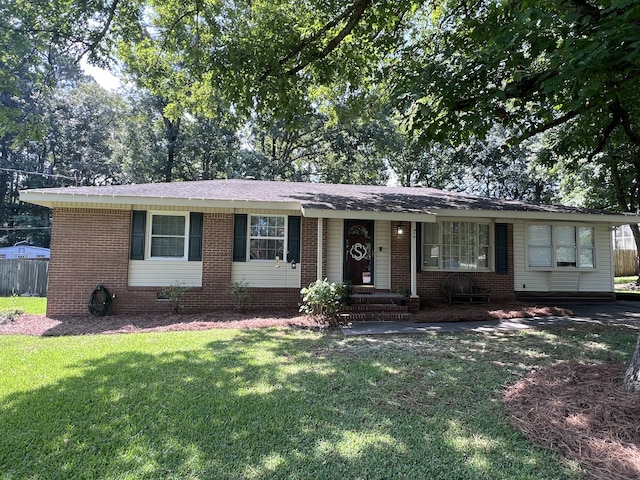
[434,208,637,224]
[19,191,302,211]
[301,207,437,222]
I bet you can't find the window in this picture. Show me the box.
[613,224,636,250]
[422,221,491,270]
[528,225,553,267]
[249,215,285,260]
[527,224,595,269]
[130,211,203,261]
[150,214,187,258]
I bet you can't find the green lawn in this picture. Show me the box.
[0,296,46,315]
[615,276,638,285]
[0,324,636,479]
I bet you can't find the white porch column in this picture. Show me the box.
[410,221,418,297]
[316,218,323,281]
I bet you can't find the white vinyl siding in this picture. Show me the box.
[374,221,391,290]
[128,260,202,287]
[326,218,344,284]
[231,262,301,288]
[231,213,300,287]
[325,219,390,288]
[515,222,613,293]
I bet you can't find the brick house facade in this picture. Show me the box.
[23,180,632,317]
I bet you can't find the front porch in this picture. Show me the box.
[338,288,420,322]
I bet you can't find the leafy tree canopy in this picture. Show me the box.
[397,0,640,156]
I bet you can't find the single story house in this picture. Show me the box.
[613,224,637,250]
[20,179,637,317]
[0,241,50,259]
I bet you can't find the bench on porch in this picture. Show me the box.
[441,273,491,305]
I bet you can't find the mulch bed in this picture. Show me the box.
[411,302,572,323]
[0,309,323,336]
[0,302,572,336]
[504,362,640,480]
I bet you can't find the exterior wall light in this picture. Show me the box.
[397,223,404,235]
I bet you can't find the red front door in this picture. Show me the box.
[345,220,373,285]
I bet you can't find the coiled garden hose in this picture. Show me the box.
[88,284,113,316]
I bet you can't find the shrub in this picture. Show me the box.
[158,282,191,314]
[300,279,352,321]
[335,281,355,306]
[226,280,252,312]
[0,294,24,324]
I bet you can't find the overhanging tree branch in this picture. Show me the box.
[76,0,122,61]
[286,0,371,76]
[587,112,620,162]
[259,0,369,81]
[518,109,581,141]
[268,0,373,79]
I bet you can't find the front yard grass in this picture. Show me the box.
[0,324,636,479]
[0,295,46,315]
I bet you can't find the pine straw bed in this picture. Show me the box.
[504,362,640,480]
[0,302,571,336]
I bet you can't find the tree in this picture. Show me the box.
[396,1,640,151]
[625,336,640,392]
[44,82,123,186]
[9,0,640,388]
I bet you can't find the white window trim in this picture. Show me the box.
[525,223,596,271]
[146,211,190,261]
[421,219,494,272]
[247,214,288,262]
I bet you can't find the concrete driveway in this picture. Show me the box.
[341,302,640,336]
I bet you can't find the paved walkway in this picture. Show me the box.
[341,302,640,336]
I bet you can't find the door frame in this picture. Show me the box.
[343,219,375,285]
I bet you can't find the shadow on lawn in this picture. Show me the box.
[2,327,636,479]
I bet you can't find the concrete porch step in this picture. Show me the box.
[347,302,409,312]
[350,292,406,305]
[339,311,415,322]
[341,291,412,322]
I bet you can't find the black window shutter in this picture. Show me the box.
[233,214,248,262]
[130,210,146,260]
[288,216,301,263]
[188,212,204,261]
[496,223,508,274]
[415,222,422,272]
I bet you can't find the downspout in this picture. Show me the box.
[317,218,323,281]
[411,221,418,297]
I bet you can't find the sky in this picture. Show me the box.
[80,60,122,91]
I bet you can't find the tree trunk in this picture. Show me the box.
[629,223,640,283]
[625,334,640,392]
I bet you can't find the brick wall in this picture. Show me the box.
[47,209,306,317]
[300,217,318,287]
[389,221,516,304]
[47,211,516,317]
[417,223,515,304]
[390,221,411,292]
[47,208,130,316]
[187,213,234,311]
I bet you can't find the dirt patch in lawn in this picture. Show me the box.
[0,302,573,336]
[505,362,640,480]
[412,302,572,323]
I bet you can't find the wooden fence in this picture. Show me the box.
[614,250,638,277]
[0,259,49,297]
